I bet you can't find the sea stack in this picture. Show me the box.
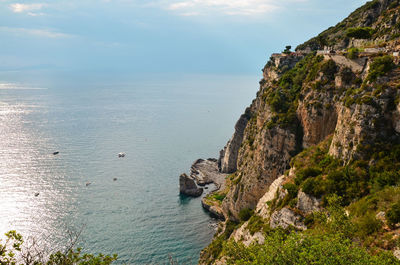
[179,173,203,197]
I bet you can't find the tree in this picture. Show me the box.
[0,230,118,265]
[283,45,292,54]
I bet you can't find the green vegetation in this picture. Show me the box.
[214,193,226,201]
[346,27,375,39]
[201,220,239,264]
[320,59,338,80]
[223,196,399,264]
[288,138,400,206]
[239,208,254,222]
[348,186,400,247]
[283,45,292,55]
[367,55,395,82]
[246,215,270,236]
[264,53,324,128]
[347,47,361,59]
[387,201,400,228]
[296,0,389,51]
[0,231,117,265]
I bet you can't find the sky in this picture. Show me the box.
[0,0,369,77]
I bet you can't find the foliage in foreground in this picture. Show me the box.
[223,196,399,265]
[0,230,117,265]
[225,229,397,265]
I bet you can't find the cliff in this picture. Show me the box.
[196,0,400,264]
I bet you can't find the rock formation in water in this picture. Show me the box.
[179,173,203,197]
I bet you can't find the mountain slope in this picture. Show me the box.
[199,0,400,264]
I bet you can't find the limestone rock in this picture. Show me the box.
[394,249,400,260]
[231,221,264,247]
[256,175,287,218]
[296,191,321,215]
[219,109,252,174]
[222,121,299,221]
[392,102,400,134]
[269,207,307,230]
[297,90,338,148]
[179,173,203,197]
[201,198,225,220]
[329,92,396,162]
[191,158,227,188]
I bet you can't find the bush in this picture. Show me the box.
[247,215,270,235]
[321,59,338,80]
[214,193,226,201]
[0,230,118,265]
[346,27,374,39]
[295,167,322,185]
[239,208,254,222]
[283,183,298,199]
[224,229,398,264]
[301,177,322,197]
[347,48,360,59]
[356,214,382,238]
[387,202,400,228]
[367,55,395,82]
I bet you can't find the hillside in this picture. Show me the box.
[192,0,400,264]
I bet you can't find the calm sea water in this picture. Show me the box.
[0,72,258,264]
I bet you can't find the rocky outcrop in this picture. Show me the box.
[219,109,252,174]
[328,88,397,162]
[269,207,307,230]
[392,102,400,133]
[201,199,225,220]
[179,173,203,197]
[222,121,299,221]
[256,174,287,218]
[198,1,400,263]
[191,158,227,188]
[394,248,400,260]
[296,191,321,215]
[297,90,338,148]
[231,221,264,247]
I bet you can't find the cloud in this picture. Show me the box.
[164,0,280,16]
[9,3,46,15]
[161,0,310,16]
[0,27,74,39]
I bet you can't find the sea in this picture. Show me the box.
[0,71,258,264]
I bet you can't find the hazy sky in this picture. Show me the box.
[0,0,368,76]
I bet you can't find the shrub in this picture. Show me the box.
[239,208,254,222]
[347,48,360,59]
[283,183,298,199]
[340,67,355,84]
[0,230,118,265]
[356,214,382,238]
[346,27,374,39]
[295,167,322,185]
[367,55,395,82]
[387,202,400,228]
[247,215,270,235]
[214,193,226,201]
[301,177,322,197]
[320,59,338,80]
[224,229,398,264]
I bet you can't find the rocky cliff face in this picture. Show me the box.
[198,1,400,264]
[218,109,252,174]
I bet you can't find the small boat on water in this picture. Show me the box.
[53,151,59,155]
[34,192,40,197]
[118,152,125,158]
[113,178,117,181]
[85,182,91,186]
